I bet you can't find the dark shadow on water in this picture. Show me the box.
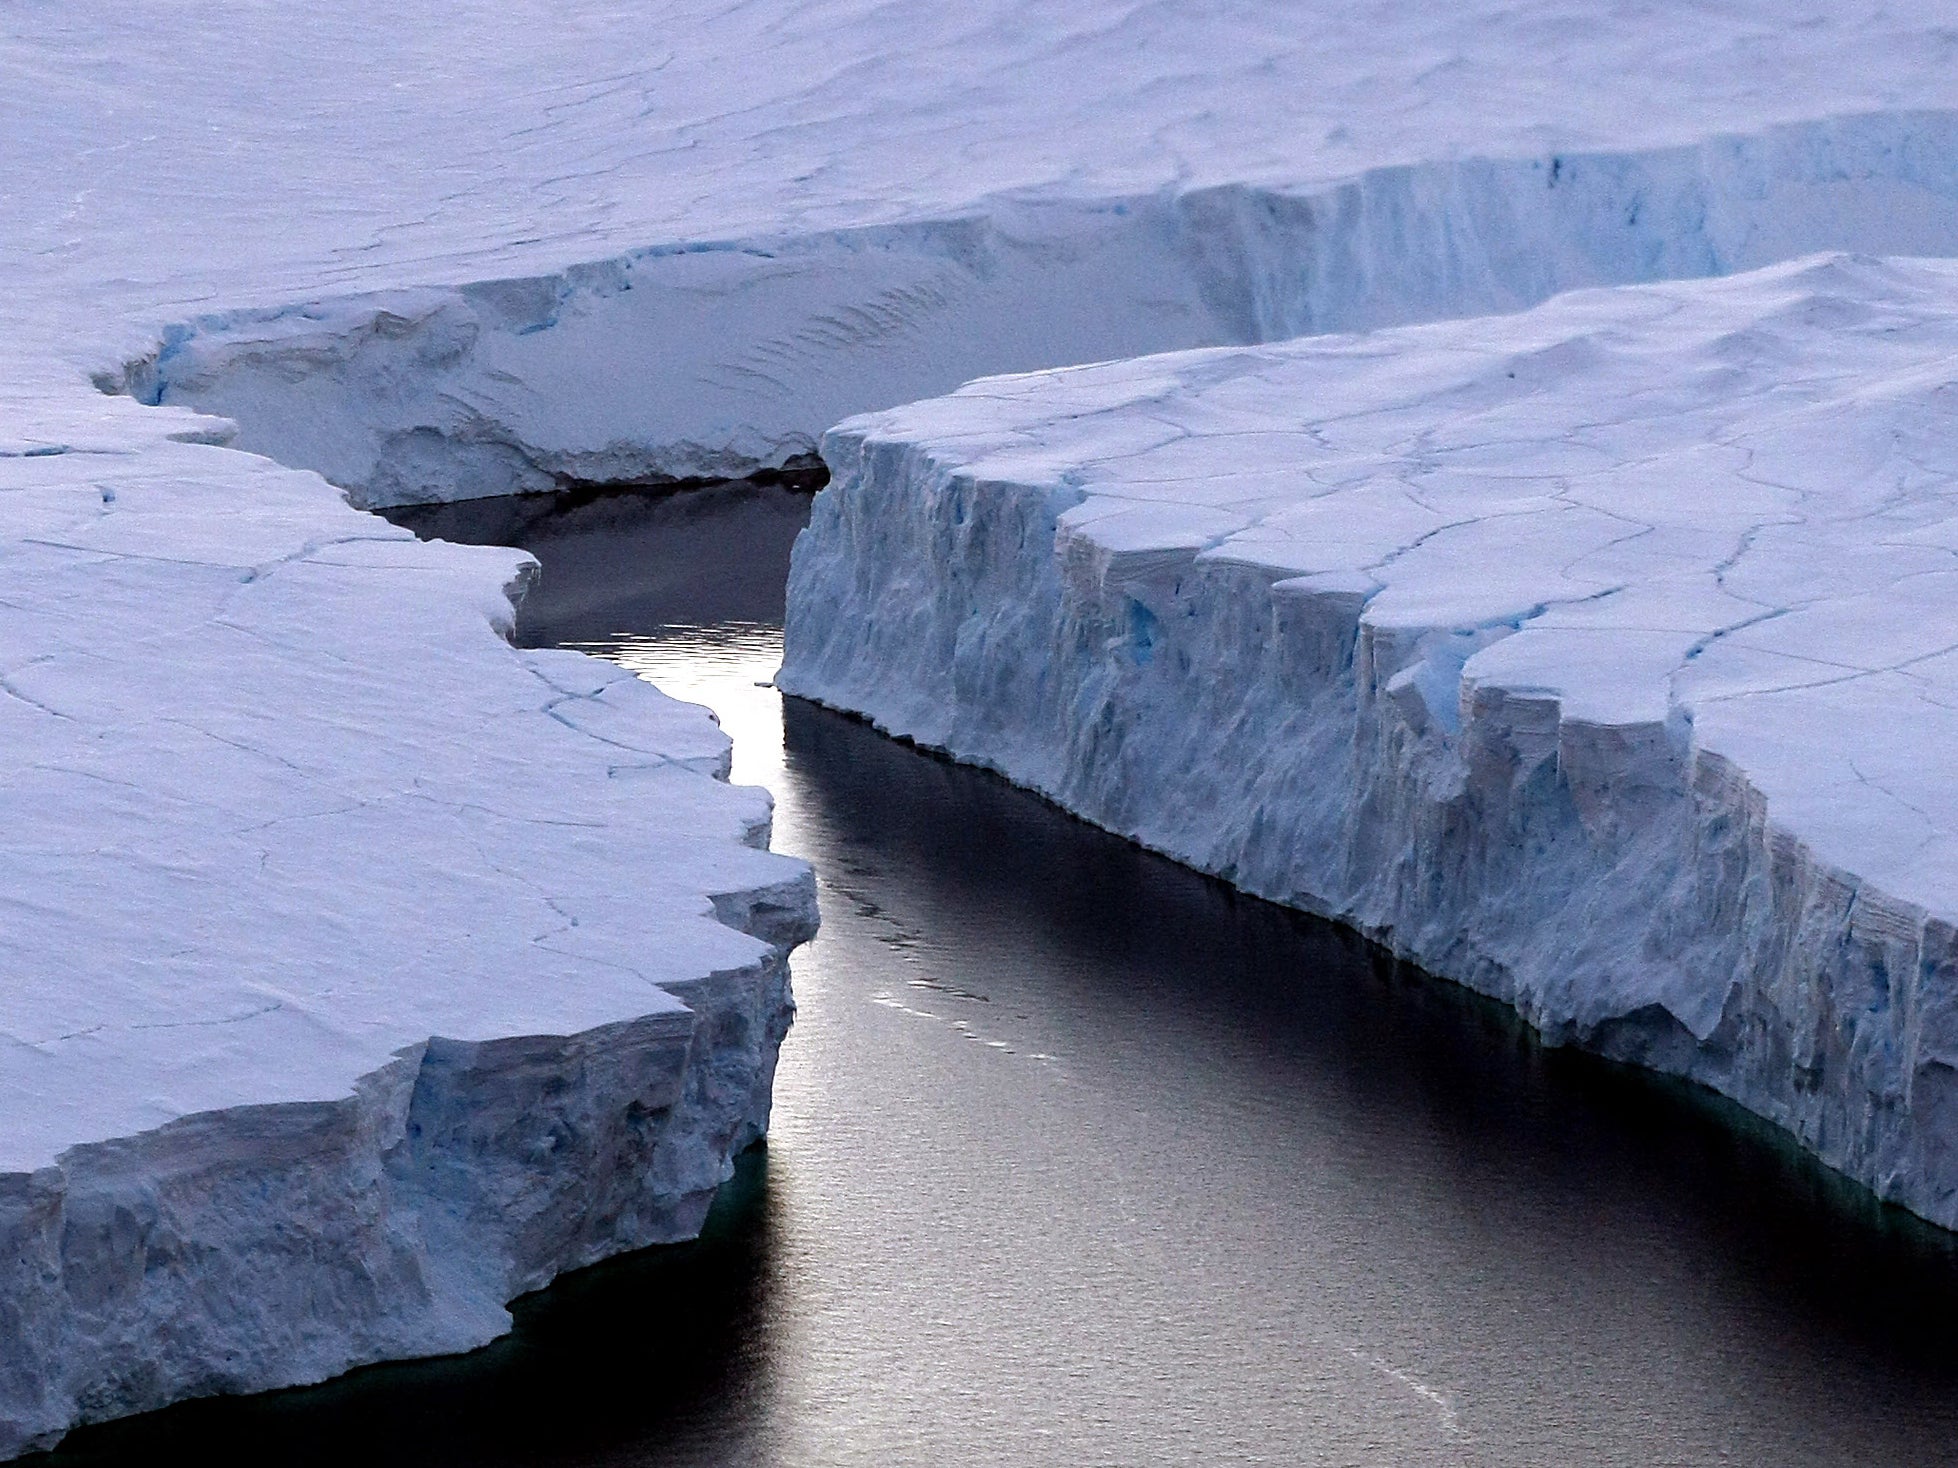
[385,474,819,646]
[779,694,1958,1376]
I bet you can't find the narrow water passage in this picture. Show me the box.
[48,480,1958,1466]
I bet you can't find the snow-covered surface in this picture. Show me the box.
[16,4,1958,502]
[0,432,817,1454]
[782,251,1958,1226]
[12,0,1958,1452]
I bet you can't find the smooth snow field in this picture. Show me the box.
[46,481,1958,1468]
[17,0,1958,1449]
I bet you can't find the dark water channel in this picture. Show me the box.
[49,479,1958,1466]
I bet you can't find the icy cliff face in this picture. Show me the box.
[781,253,1958,1227]
[12,1,1958,507]
[10,0,1958,1450]
[0,438,816,1457]
[120,112,1958,506]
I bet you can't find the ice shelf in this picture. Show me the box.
[0,431,816,1456]
[782,253,1958,1229]
[12,0,1958,1452]
[19,4,1958,508]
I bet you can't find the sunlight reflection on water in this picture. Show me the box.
[567,625,786,790]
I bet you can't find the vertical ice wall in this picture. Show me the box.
[115,112,1958,507]
[778,255,1958,1228]
[0,440,819,1457]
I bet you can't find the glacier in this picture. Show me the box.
[780,252,1958,1228]
[12,0,1958,1453]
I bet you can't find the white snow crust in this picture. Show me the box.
[0,433,817,1455]
[13,0,1958,1450]
[781,252,1958,1228]
[19,4,1958,504]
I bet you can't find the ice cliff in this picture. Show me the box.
[781,252,1958,1228]
[13,0,1958,1453]
[117,111,1958,507]
[0,429,817,1456]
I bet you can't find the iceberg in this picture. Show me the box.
[781,252,1958,1229]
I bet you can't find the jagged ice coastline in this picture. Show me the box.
[780,252,1958,1227]
[14,0,1958,1454]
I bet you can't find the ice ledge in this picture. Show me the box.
[781,252,1958,1228]
[105,110,1958,508]
[0,440,817,1458]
